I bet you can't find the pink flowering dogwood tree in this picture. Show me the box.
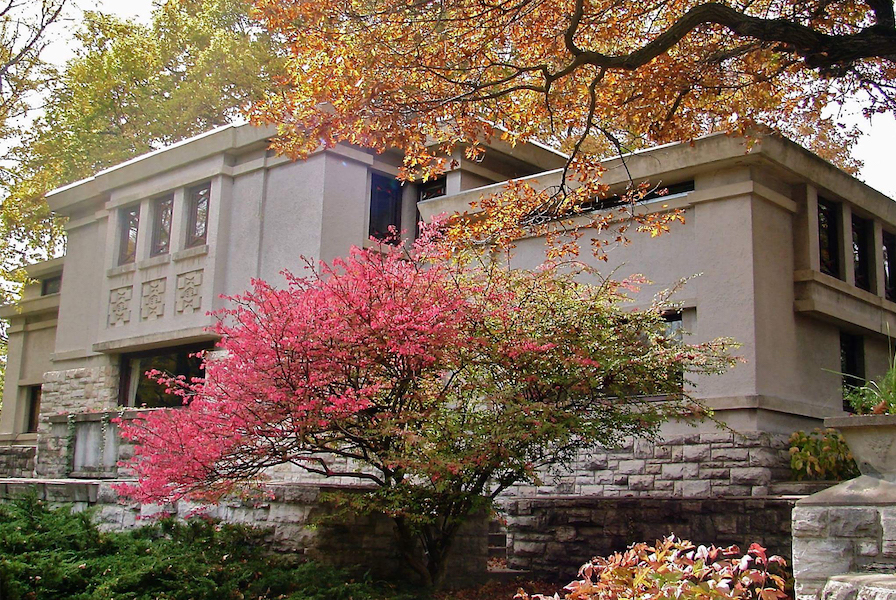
[118,234,735,588]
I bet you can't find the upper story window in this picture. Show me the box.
[118,205,140,265]
[186,182,210,248]
[369,172,403,241]
[852,215,872,292]
[150,194,174,257]
[418,177,447,202]
[884,230,896,302]
[818,198,841,279]
[40,275,62,296]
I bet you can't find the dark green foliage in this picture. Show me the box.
[0,494,413,600]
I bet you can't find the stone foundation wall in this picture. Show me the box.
[0,479,487,585]
[504,431,792,499]
[792,477,896,600]
[0,446,35,478]
[503,496,797,579]
[36,364,120,478]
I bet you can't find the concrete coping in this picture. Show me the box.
[827,574,896,591]
[796,475,896,506]
[825,415,896,428]
[47,408,164,424]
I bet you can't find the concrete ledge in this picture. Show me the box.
[797,476,896,506]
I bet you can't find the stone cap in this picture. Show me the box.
[796,475,896,506]
[826,415,896,428]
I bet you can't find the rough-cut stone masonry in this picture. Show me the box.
[503,431,792,499]
[503,496,797,578]
[0,446,34,478]
[792,477,896,600]
[36,365,120,478]
[0,479,487,585]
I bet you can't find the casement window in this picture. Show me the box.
[186,182,210,248]
[118,205,140,265]
[818,198,841,279]
[119,343,212,408]
[883,230,896,302]
[150,194,174,256]
[852,215,873,292]
[40,275,61,296]
[369,172,403,241]
[25,385,41,433]
[840,331,865,412]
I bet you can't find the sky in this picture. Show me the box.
[48,0,896,199]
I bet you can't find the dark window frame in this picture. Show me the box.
[25,385,41,433]
[368,172,403,242]
[40,275,62,296]
[118,342,214,408]
[818,198,842,279]
[150,194,174,257]
[852,214,873,292]
[840,331,865,412]
[883,229,896,302]
[118,205,140,265]
[186,182,211,248]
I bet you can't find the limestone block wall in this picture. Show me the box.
[504,431,792,498]
[503,496,796,578]
[792,477,896,600]
[35,364,120,478]
[0,446,35,477]
[0,479,488,585]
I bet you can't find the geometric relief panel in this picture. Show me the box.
[141,278,166,320]
[108,286,133,327]
[175,269,203,314]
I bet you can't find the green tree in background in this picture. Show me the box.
[0,0,280,396]
[0,0,281,299]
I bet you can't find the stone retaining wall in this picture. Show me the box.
[36,364,120,478]
[0,478,488,585]
[0,446,35,478]
[792,477,896,600]
[503,496,797,579]
[503,432,792,499]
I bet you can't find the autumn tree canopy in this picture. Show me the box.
[119,237,735,587]
[248,0,889,180]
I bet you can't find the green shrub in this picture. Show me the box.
[789,428,859,481]
[0,494,414,600]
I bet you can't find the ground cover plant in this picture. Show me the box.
[118,231,736,589]
[0,495,414,600]
[517,536,789,600]
[788,428,860,481]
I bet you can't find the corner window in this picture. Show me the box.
[186,182,210,248]
[26,385,41,433]
[883,230,896,302]
[40,275,61,296]
[852,215,872,292]
[840,331,864,412]
[118,205,140,265]
[119,343,212,408]
[369,172,402,241]
[818,198,841,279]
[150,194,174,257]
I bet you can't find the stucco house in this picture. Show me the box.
[0,124,893,506]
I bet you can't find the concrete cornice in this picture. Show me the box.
[0,294,60,320]
[419,133,896,224]
[46,123,277,214]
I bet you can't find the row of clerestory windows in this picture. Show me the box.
[118,182,210,266]
[817,196,896,302]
